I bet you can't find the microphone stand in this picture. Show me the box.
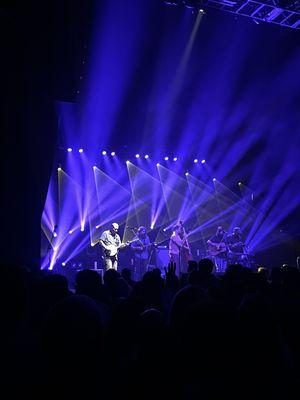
[47,230,56,269]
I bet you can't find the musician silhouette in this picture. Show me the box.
[130,226,151,281]
[226,227,249,266]
[207,226,228,273]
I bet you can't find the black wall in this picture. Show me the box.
[0,1,92,269]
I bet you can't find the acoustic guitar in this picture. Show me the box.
[207,242,227,257]
[131,242,157,253]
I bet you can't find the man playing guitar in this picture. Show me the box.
[207,226,228,273]
[131,226,155,281]
[99,223,127,271]
[226,227,249,267]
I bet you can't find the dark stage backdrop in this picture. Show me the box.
[0,1,92,269]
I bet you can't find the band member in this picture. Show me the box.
[226,227,244,254]
[207,226,228,273]
[131,226,151,281]
[226,227,248,266]
[169,222,191,275]
[99,222,121,271]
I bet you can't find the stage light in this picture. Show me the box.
[53,232,58,238]
[111,151,116,156]
[194,159,198,163]
[102,150,107,155]
[93,165,97,169]
[67,148,72,152]
[164,156,169,161]
[78,148,83,153]
[238,182,242,186]
[62,262,66,266]
[135,154,140,158]
[57,167,62,172]
[69,229,74,234]
[199,8,204,13]
[201,159,206,164]
[144,154,149,159]
[126,160,130,163]
[213,178,217,182]
[173,157,178,161]
[81,227,85,232]
[185,172,189,176]
[156,163,160,167]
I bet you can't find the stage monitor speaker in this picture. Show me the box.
[156,247,169,269]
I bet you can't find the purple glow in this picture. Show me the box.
[41,2,300,269]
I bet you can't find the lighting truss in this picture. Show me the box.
[164,0,300,29]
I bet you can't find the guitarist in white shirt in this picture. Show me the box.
[99,223,122,271]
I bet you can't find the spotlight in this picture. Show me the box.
[57,167,62,172]
[126,160,130,164]
[144,154,149,159]
[238,182,242,186]
[53,232,58,238]
[81,227,85,232]
[102,150,107,155]
[93,165,97,169]
[68,229,73,234]
[78,148,83,153]
[135,154,140,158]
[199,8,204,13]
[111,151,116,156]
[164,156,169,161]
[185,172,189,176]
[173,157,178,161]
[194,159,198,163]
[201,159,206,164]
[213,178,217,182]
[67,148,72,152]
[62,262,66,266]
[156,163,160,167]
